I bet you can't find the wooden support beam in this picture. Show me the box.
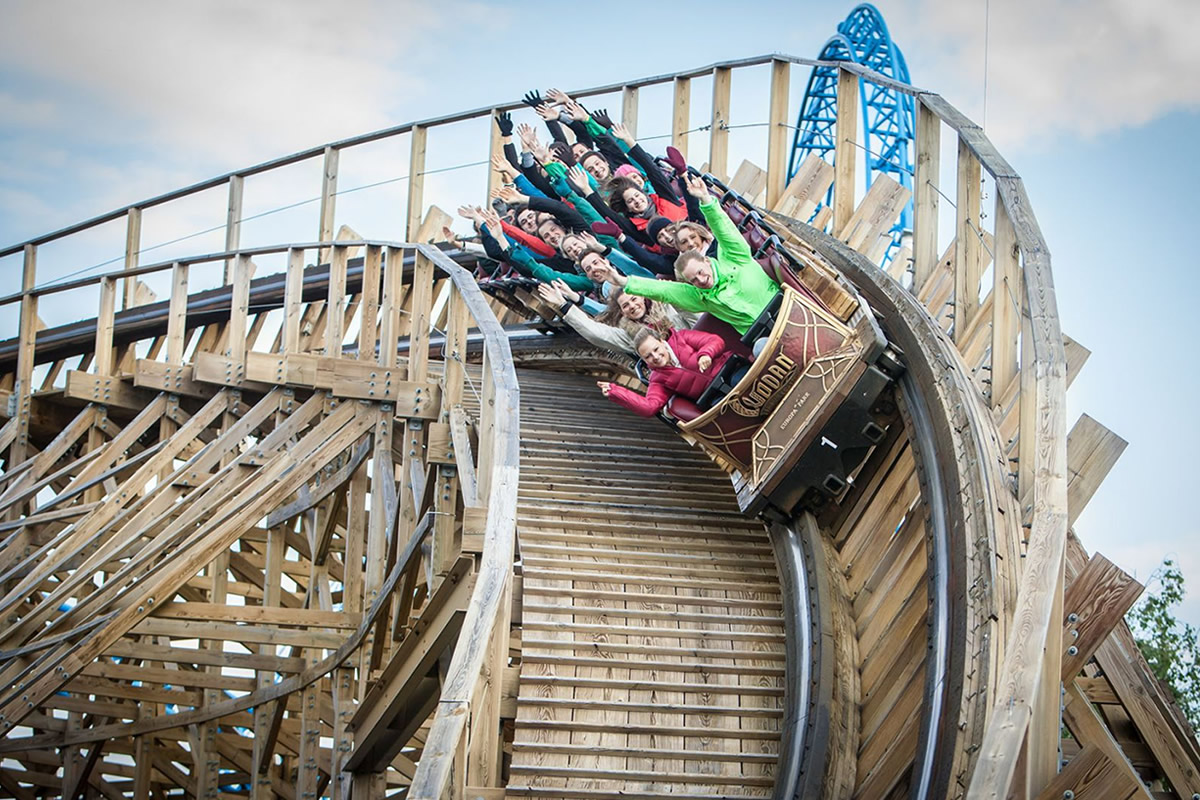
[486,110,506,200]
[407,126,428,241]
[765,59,790,209]
[621,86,638,138]
[326,244,348,357]
[1061,553,1142,680]
[709,67,731,182]
[122,207,142,309]
[380,247,406,368]
[912,99,941,293]
[954,136,983,344]
[1066,415,1128,528]
[165,262,189,365]
[319,146,339,262]
[1033,745,1138,800]
[348,558,474,771]
[11,245,38,469]
[832,67,858,235]
[224,175,244,284]
[450,406,478,509]
[671,77,691,162]
[227,252,252,367]
[408,251,434,384]
[990,194,1021,404]
[1061,681,1153,800]
[94,276,116,376]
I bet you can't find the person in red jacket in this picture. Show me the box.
[597,327,730,417]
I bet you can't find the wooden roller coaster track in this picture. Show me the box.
[0,53,1197,800]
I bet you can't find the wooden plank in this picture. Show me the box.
[1066,414,1128,528]
[771,155,833,219]
[832,67,858,235]
[326,243,348,356]
[912,99,941,294]
[709,67,731,182]
[765,59,790,209]
[134,360,219,399]
[837,173,911,263]
[122,207,143,308]
[164,262,189,365]
[728,159,767,205]
[671,77,691,162]
[63,371,154,410]
[282,246,305,355]
[621,86,638,139]
[954,136,983,344]
[227,252,252,366]
[990,193,1021,404]
[1061,681,1154,800]
[408,251,434,383]
[1033,745,1137,800]
[94,276,116,375]
[380,246,406,368]
[150,602,361,629]
[224,174,244,284]
[319,145,339,260]
[11,245,38,467]
[407,126,428,241]
[1061,553,1142,680]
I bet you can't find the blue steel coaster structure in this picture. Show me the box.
[789,3,915,264]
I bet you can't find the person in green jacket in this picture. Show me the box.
[612,174,780,336]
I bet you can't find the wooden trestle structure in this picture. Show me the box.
[1,54,1198,800]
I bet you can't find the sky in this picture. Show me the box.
[1,0,1198,624]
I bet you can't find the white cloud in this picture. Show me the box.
[0,0,491,243]
[882,0,1200,149]
[0,0,458,164]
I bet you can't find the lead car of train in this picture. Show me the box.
[483,174,905,518]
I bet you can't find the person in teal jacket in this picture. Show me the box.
[612,174,780,336]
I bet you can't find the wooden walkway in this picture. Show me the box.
[507,370,785,799]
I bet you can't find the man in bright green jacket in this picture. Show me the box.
[613,174,779,336]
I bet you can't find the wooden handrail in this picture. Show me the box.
[405,244,520,798]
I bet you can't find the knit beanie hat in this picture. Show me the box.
[646,216,673,242]
[614,164,641,180]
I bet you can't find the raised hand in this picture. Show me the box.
[492,185,527,205]
[566,164,591,194]
[536,281,566,306]
[480,206,504,237]
[549,279,579,303]
[548,141,576,167]
[610,121,636,148]
[683,173,711,201]
[578,230,602,249]
[517,122,538,148]
[495,110,513,137]
[546,88,572,105]
[563,99,589,122]
[591,108,614,129]
[441,226,462,248]
[535,103,559,122]
[698,355,712,373]
[521,90,543,108]
[491,154,516,183]
[457,204,482,221]
[597,380,612,396]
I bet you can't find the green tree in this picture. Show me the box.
[1127,558,1200,733]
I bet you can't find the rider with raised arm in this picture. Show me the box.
[612,174,780,336]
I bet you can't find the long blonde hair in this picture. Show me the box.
[601,287,676,338]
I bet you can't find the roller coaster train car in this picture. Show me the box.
[659,178,904,517]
